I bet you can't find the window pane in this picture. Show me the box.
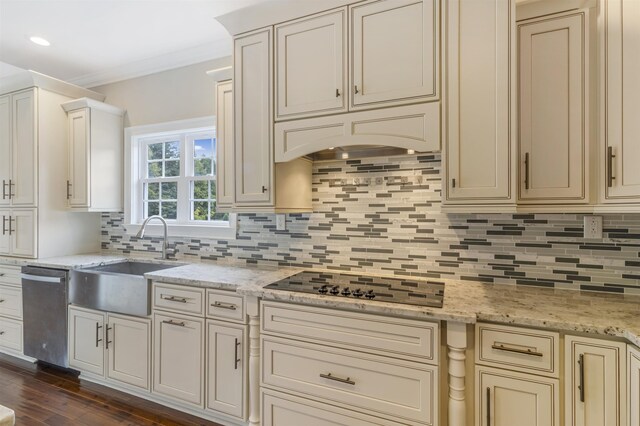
[193,180,209,200]
[164,141,180,159]
[211,181,217,198]
[148,162,162,178]
[193,139,213,176]
[148,143,163,160]
[146,182,160,200]
[146,201,159,217]
[213,212,229,221]
[161,182,177,200]
[162,202,178,220]
[193,201,209,221]
[165,160,180,177]
[194,158,212,176]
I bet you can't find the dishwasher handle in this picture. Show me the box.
[21,274,65,284]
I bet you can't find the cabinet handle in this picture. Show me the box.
[336,89,341,98]
[607,146,616,188]
[524,153,530,190]
[0,273,4,277]
[0,331,4,336]
[66,181,72,200]
[95,323,102,347]
[1,216,6,236]
[234,338,241,370]
[161,295,188,303]
[491,343,543,357]
[212,301,237,311]
[105,325,113,350]
[162,319,186,327]
[319,373,355,385]
[578,353,585,402]
[486,387,491,425]
[354,85,359,95]
[1,180,6,200]
[261,186,268,193]
[0,300,5,303]
[452,178,456,189]
[8,180,13,199]
[7,217,13,236]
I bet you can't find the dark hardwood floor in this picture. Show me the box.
[0,354,222,425]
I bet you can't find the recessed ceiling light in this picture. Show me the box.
[30,36,50,47]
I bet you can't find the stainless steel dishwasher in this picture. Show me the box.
[21,266,69,368]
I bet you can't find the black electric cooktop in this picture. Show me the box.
[264,271,445,308]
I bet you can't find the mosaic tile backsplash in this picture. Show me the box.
[102,154,640,295]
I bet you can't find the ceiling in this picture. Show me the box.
[0,0,272,87]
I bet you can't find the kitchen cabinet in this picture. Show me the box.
[0,96,9,207]
[518,11,590,203]
[215,81,234,209]
[61,98,124,212]
[565,335,627,426]
[206,320,246,419]
[442,0,514,204]
[629,346,640,426]
[68,306,105,376]
[0,265,23,357]
[0,209,36,258]
[601,0,640,203]
[477,366,559,426]
[275,8,347,120]
[350,0,438,109]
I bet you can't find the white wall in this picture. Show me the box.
[90,56,231,127]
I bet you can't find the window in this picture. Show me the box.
[125,117,236,239]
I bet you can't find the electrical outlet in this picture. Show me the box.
[276,214,286,231]
[583,215,603,239]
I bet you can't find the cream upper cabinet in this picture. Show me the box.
[234,28,273,206]
[0,96,9,207]
[67,109,90,207]
[350,0,438,109]
[10,89,37,207]
[629,346,640,426]
[443,0,514,203]
[275,8,347,120]
[602,0,640,202]
[215,81,235,209]
[518,11,589,203]
[565,335,627,426]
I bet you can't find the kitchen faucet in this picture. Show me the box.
[135,215,174,260]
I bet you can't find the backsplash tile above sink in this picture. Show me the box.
[102,154,640,295]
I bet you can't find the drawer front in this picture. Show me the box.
[262,389,411,426]
[262,336,437,424]
[153,283,204,316]
[0,285,21,319]
[0,265,21,286]
[476,323,559,377]
[262,302,438,363]
[206,290,244,322]
[0,317,22,352]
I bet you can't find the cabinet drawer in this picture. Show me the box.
[153,283,204,317]
[262,336,437,425]
[262,301,438,363]
[0,265,21,286]
[0,317,22,353]
[262,389,411,426]
[476,323,559,377]
[0,285,21,319]
[206,290,244,322]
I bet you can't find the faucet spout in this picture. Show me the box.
[136,215,170,260]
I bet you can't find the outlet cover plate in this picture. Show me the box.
[583,216,603,239]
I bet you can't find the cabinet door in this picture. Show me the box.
[351,0,438,108]
[153,312,204,407]
[603,0,640,200]
[68,307,105,376]
[107,315,150,390]
[565,336,627,426]
[444,0,513,202]
[10,209,36,258]
[206,321,245,419]
[67,108,90,208]
[0,96,10,207]
[519,12,587,202]
[216,81,235,208]
[0,210,10,255]
[477,367,559,426]
[628,346,639,426]
[11,90,37,207]
[276,8,347,119]
[234,29,273,205]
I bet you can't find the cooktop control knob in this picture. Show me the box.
[352,289,364,298]
[364,290,376,300]
[329,285,340,295]
[340,287,351,296]
[318,285,329,294]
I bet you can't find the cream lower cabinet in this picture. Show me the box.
[629,346,640,426]
[0,265,23,356]
[68,306,151,390]
[565,335,627,426]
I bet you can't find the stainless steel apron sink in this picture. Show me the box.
[69,261,180,316]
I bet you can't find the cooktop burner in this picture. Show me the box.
[264,271,445,308]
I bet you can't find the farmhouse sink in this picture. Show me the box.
[69,261,180,316]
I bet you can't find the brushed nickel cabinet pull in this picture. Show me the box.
[0,300,5,303]
[1,216,6,236]
[161,295,188,303]
[452,178,456,189]
[212,301,237,311]
[491,343,543,357]
[336,89,341,98]
[261,185,268,193]
[7,217,13,236]
[607,146,616,188]
[66,181,72,199]
[0,273,4,277]
[234,338,241,370]
[95,323,103,347]
[486,387,491,425]
[319,373,355,385]
[578,353,585,402]
[0,331,5,336]
[1,180,6,200]
[524,153,530,190]
[7,180,13,199]
[106,325,113,350]
[354,85,359,95]
[163,319,186,327]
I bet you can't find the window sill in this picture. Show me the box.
[124,222,237,240]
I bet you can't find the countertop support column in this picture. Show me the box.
[447,321,468,426]
[247,296,261,426]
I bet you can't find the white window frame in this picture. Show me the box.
[124,116,236,239]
